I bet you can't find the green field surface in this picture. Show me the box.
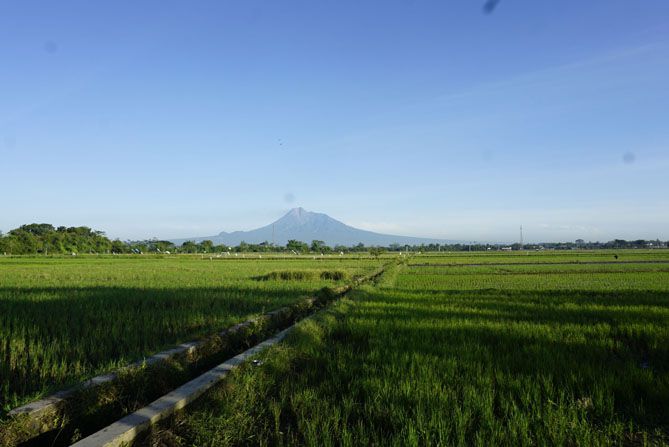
[152,253,669,446]
[0,255,380,414]
[407,250,669,265]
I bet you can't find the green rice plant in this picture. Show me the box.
[319,270,348,281]
[147,253,669,446]
[255,270,349,281]
[256,270,319,281]
[256,270,349,281]
[0,256,379,414]
[407,249,669,266]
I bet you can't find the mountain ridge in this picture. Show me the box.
[171,208,456,247]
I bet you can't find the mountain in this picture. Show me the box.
[171,208,456,247]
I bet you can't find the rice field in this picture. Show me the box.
[149,251,669,446]
[0,255,380,414]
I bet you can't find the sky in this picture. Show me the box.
[1,0,668,243]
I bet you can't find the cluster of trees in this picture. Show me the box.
[548,239,667,250]
[386,240,668,252]
[1,223,666,255]
[122,239,669,254]
[0,224,122,255]
[0,224,372,255]
[286,240,367,254]
[125,239,382,255]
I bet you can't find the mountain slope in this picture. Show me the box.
[172,208,455,246]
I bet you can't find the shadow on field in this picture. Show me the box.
[0,285,308,411]
[389,287,669,307]
[1,283,332,446]
[136,286,669,446]
[337,288,669,431]
[366,288,669,326]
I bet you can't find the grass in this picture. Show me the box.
[146,252,669,446]
[407,249,669,265]
[256,270,349,281]
[0,255,379,414]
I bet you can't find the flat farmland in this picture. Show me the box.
[153,251,669,446]
[0,255,380,414]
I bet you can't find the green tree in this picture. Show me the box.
[310,240,331,253]
[352,242,366,252]
[16,223,55,236]
[369,247,385,258]
[0,223,117,254]
[181,241,198,253]
[111,240,129,254]
[199,240,214,253]
[286,240,308,253]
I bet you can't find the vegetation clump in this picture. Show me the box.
[319,270,348,281]
[145,252,669,446]
[257,270,349,281]
[0,257,376,416]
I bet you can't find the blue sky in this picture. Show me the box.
[1,1,668,243]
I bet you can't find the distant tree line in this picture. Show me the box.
[0,223,666,255]
[384,239,668,252]
[0,224,120,255]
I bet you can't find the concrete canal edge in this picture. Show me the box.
[71,327,293,447]
[0,265,387,446]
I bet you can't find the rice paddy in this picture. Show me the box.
[0,255,379,414]
[1,250,668,445]
[144,250,669,446]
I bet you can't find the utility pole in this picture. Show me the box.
[520,225,524,250]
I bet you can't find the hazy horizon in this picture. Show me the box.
[157,206,669,245]
[1,1,668,242]
[1,206,665,245]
